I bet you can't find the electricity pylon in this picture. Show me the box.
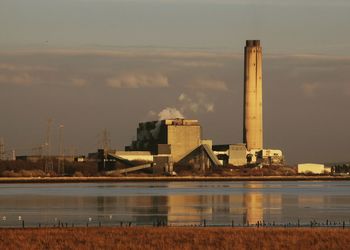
[44,118,53,173]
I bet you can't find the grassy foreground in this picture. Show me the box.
[0,227,349,250]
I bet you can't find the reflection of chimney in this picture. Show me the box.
[243,192,263,225]
[243,40,263,150]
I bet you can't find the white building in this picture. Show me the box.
[297,163,326,174]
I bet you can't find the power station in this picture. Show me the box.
[14,40,283,173]
[96,40,283,174]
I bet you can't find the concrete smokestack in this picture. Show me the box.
[243,40,263,150]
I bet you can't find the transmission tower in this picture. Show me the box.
[32,144,44,157]
[0,138,5,161]
[57,124,64,175]
[100,129,111,171]
[44,118,54,173]
[11,149,16,161]
[102,129,111,153]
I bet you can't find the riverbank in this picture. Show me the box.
[0,227,348,250]
[0,175,349,183]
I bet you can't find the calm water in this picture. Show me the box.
[0,181,349,227]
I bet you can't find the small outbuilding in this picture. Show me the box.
[297,163,326,174]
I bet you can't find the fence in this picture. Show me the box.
[1,218,349,229]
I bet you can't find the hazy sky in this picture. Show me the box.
[0,0,349,164]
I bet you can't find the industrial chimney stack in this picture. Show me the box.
[243,40,263,150]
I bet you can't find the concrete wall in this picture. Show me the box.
[213,144,247,166]
[228,144,247,166]
[167,124,201,162]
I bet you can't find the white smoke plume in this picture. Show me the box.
[178,92,215,113]
[148,93,213,121]
[158,107,184,120]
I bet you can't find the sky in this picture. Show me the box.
[0,0,349,164]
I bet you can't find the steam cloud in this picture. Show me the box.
[157,107,184,120]
[148,92,214,121]
[178,92,215,113]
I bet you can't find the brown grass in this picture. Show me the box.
[0,227,348,250]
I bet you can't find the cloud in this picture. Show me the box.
[172,60,223,68]
[70,78,88,87]
[147,110,157,117]
[158,107,184,120]
[0,48,240,61]
[343,84,350,97]
[178,92,215,113]
[187,79,228,91]
[0,63,56,72]
[106,72,169,88]
[0,73,34,86]
[301,82,320,97]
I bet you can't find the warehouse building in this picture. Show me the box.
[297,163,330,174]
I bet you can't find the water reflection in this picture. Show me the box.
[0,181,349,227]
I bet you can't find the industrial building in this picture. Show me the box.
[297,163,331,174]
[241,40,283,165]
[97,40,284,174]
[126,119,202,162]
[212,144,247,166]
[211,40,283,167]
[98,119,221,173]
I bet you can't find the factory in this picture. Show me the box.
[98,119,220,173]
[98,40,284,174]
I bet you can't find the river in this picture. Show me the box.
[0,181,349,227]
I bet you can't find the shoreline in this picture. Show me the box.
[0,175,349,183]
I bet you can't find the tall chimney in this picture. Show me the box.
[243,40,263,150]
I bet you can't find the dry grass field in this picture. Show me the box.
[0,227,348,250]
